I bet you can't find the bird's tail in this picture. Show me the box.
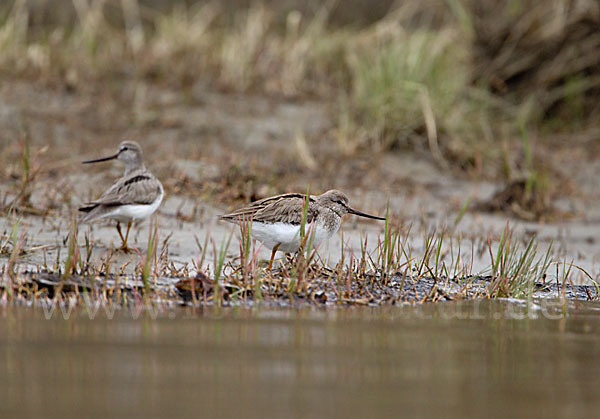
[78,204,100,223]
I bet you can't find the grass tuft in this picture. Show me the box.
[141,217,159,294]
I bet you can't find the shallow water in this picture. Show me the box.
[1,300,599,418]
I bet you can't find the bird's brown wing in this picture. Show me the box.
[82,172,162,209]
[220,193,318,225]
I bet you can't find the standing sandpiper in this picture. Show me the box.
[219,189,385,269]
[79,141,164,252]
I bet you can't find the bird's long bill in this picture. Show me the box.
[82,153,119,164]
[347,207,386,220]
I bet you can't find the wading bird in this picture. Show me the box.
[219,189,385,269]
[79,141,163,251]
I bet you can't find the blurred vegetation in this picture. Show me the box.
[1,0,598,185]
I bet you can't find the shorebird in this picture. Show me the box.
[219,189,385,269]
[79,141,164,252]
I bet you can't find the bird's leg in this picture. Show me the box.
[267,243,281,270]
[120,220,133,252]
[116,222,125,243]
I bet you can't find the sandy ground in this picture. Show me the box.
[1,79,599,282]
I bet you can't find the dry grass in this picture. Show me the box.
[2,2,597,127]
[470,0,600,123]
[0,0,598,219]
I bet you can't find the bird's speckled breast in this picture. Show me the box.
[317,210,342,237]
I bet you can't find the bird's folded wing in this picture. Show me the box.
[86,174,162,207]
[221,193,318,225]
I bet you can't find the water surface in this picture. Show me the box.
[1,300,599,418]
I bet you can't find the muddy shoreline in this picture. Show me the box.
[2,81,600,303]
[8,270,598,309]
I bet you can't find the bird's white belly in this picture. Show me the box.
[251,222,332,253]
[105,192,163,223]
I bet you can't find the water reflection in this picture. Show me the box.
[1,300,599,418]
